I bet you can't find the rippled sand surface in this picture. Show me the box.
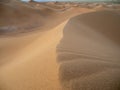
[0,1,120,90]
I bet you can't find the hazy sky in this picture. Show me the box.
[22,0,112,2]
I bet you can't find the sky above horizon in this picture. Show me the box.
[21,0,112,2]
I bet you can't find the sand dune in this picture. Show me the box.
[0,0,120,90]
[57,10,120,90]
[0,21,68,90]
[0,1,92,90]
[0,1,91,35]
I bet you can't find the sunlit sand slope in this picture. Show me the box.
[57,10,120,90]
[0,21,68,90]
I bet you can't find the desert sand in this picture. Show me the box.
[0,0,120,90]
[57,10,120,90]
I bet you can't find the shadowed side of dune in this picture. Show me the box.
[57,10,120,90]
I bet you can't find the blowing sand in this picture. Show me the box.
[0,1,120,90]
[57,10,120,90]
[0,21,68,90]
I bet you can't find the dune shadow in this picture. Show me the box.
[56,10,120,90]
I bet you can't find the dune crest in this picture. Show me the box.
[0,21,68,90]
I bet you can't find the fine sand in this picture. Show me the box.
[0,21,67,90]
[57,10,120,90]
[0,1,120,90]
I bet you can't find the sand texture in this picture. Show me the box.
[57,10,120,90]
[0,1,120,90]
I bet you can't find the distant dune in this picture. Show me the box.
[0,0,120,90]
[0,0,91,35]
